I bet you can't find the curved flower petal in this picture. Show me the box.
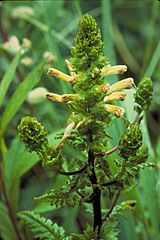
[109,78,134,93]
[102,65,127,76]
[46,93,79,103]
[103,92,126,102]
[104,104,125,118]
[48,67,77,83]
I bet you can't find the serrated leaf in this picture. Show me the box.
[19,211,72,240]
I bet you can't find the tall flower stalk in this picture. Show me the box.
[18,14,153,239]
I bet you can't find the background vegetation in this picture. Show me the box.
[0,0,160,239]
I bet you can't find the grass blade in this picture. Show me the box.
[0,52,21,107]
[144,41,160,77]
[0,61,45,135]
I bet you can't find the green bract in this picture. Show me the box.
[119,124,143,158]
[134,77,153,110]
[71,14,107,72]
[18,116,48,152]
[136,144,148,164]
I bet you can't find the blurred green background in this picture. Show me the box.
[0,0,160,239]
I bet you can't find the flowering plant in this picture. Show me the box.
[18,14,153,239]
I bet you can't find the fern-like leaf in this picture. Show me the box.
[19,211,72,240]
[34,189,81,208]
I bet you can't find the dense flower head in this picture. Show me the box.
[18,116,48,152]
[134,77,153,110]
[119,124,143,158]
[71,14,107,72]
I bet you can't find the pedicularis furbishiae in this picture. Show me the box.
[18,14,153,240]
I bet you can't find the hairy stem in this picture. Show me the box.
[88,131,102,233]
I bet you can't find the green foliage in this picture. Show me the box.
[134,77,153,111]
[0,201,17,240]
[0,51,21,107]
[19,211,72,240]
[119,124,143,158]
[34,188,81,208]
[72,221,119,240]
[0,61,45,135]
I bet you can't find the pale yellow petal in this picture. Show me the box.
[104,104,125,118]
[46,93,79,103]
[104,92,126,102]
[48,67,77,83]
[109,78,134,92]
[102,65,127,76]
[65,60,76,76]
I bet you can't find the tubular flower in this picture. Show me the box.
[104,104,125,118]
[102,65,127,76]
[46,93,80,103]
[103,92,126,102]
[109,78,134,93]
[48,67,78,84]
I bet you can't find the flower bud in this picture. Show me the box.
[18,116,48,152]
[136,144,148,164]
[119,124,143,158]
[134,77,153,110]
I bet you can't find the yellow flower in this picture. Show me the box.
[46,93,79,103]
[102,65,127,76]
[109,78,134,93]
[103,92,126,102]
[48,67,77,84]
[104,104,125,118]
